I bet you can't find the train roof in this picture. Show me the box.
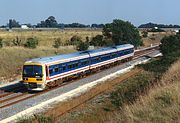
[26,51,89,64]
[116,44,134,50]
[25,44,134,65]
[89,44,134,56]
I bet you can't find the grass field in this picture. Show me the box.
[0,30,101,46]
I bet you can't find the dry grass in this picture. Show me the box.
[109,59,180,123]
[0,30,101,46]
[0,46,76,82]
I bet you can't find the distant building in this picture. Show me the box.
[88,46,95,50]
[174,29,179,33]
[154,27,158,29]
[21,25,29,29]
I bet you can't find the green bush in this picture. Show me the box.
[24,37,39,49]
[53,38,62,48]
[90,35,104,46]
[0,38,3,48]
[76,41,89,51]
[70,35,82,45]
[160,35,180,57]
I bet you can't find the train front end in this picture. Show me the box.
[22,62,46,91]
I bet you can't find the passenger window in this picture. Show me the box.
[81,60,86,65]
[112,54,116,58]
[59,67,63,72]
[68,64,73,69]
[62,65,66,71]
[74,63,78,68]
[55,67,58,72]
[72,63,75,68]
[92,57,98,63]
[95,58,99,62]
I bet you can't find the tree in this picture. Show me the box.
[103,19,143,47]
[9,19,20,28]
[160,35,180,57]
[36,16,58,28]
[64,23,90,28]
[139,22,180,28]
[45,16,58,28]
[91,24,104,28]
[24,37,39,49]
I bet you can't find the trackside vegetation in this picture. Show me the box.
[15,33,180,123]
[110,72,155,107]
[140,34,180,75]
[110,34,180,108]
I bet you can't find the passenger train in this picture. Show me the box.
[22,44,134,91]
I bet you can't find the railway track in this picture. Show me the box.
[0,46,159,110]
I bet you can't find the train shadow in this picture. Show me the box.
[0,82,29,94]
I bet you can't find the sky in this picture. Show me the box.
[0,0,179,26]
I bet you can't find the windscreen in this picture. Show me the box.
[23,65,42,77]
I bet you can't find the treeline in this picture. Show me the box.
[139,22,180,28]
[0,16,104,29]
